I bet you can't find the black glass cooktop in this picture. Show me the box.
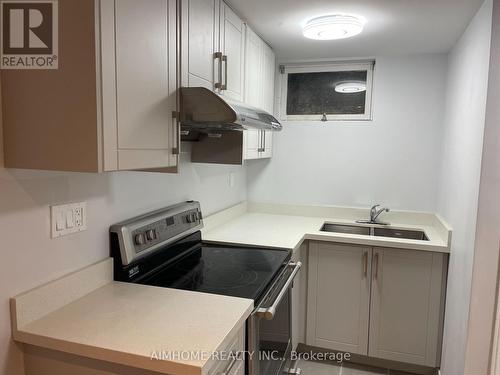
[141,245,291,302]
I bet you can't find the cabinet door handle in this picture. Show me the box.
[214,52,223,90]
[221,55,228,91]
[363,251,368,277]
[374,253,379,279]
[172,111,180,156]
[174,118,181,155]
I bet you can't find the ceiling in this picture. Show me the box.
[226,0,485,60]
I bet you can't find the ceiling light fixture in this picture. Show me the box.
[335,81,367,93]
[303,15,364,40]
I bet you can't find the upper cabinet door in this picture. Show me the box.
[260,130,273,158]
[244,130,261,160]
[244,26,275,114]
[244,26,262,107]
[180,0,220,90]
[261,42,276,114]
[219,3,245,102]
[369,248,446,367]
[110,0,178,170]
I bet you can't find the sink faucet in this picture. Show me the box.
[357,204,390,225]
[371,204,390,223]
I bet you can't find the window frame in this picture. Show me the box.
[279,61,375,122]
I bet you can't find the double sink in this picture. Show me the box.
[321,223,429,241]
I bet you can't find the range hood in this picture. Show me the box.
[180,87,282,133]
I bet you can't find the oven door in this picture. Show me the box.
[248,261,302,375]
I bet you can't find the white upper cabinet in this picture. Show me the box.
[1,0,179,172]
[243,25,276,160]
[106,0,178,171]
[180,0,220,90]
[244,130,261,160]
[244,26,275,113]
[181,0,245,102]
[261,42,276,114]
[244,27,263,107]
[219,4,246,102]
[182,3,277,165]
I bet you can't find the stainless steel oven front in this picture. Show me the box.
[248,261,302,375]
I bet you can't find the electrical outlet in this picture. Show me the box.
[74,206,83,227]
[51,202,87,238]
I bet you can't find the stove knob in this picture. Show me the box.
[191,213,198,222]
[146,229,157,241]
[186,215,193,223]
[134,233,146,246]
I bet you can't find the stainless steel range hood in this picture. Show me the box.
[180,87,282,133]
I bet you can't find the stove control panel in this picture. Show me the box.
[110,201,203,265]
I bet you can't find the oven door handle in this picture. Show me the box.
[255,261,302,320]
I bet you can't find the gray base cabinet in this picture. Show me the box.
[306,242,447,368]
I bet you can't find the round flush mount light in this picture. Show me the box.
[303,15,364,40]
[335,81,367,93]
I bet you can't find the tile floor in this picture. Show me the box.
[297,359,416,375]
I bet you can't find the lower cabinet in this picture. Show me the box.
[23,326,246,375]
[306,242,447,368]
[306,243,371,355]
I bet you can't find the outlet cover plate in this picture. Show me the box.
[51,202,87,238]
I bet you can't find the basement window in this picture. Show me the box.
[280,61,374,121]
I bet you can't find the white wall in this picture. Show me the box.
[437,1,493,374]
[464,0,500,372]
[0,110,247,375]
[247,54,448,212]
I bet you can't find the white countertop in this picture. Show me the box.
[202,202,452,253]
[11,259,254,375]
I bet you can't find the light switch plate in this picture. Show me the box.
[50,202,87,238]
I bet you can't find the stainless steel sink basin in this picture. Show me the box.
[321,223,429,241]
[373,227,429,241]
[321,223,371,236]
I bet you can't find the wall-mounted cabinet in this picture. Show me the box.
[180,0,244,101]
[307,242,447,368]
[219,3,246,102]
[1,0,179,172]
[180,0,220,90]
[243,26,276,161]
[188,22,277,165]
[1,0,276,170]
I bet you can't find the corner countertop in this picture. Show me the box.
[202,202,452,253]
[11,259,254,375]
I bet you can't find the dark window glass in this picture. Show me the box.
[286,71,368,116]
